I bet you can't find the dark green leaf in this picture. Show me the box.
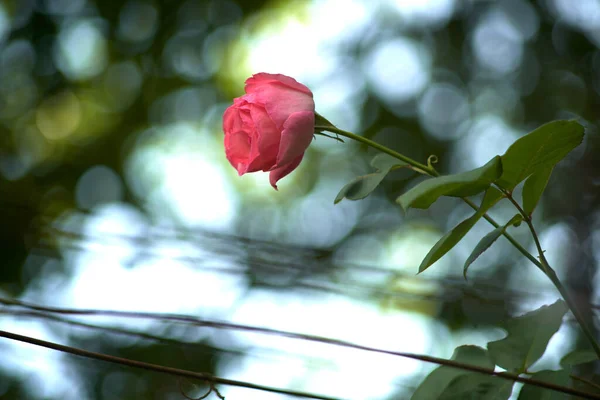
[439,374,514,400]
[560,349,598,368]
[334,153,408,204]
[396,156,502,210]
[522,166,554,216]
[334,174,384,204]
[496,120,584,191]
[487,300,568,373]
[463,226,503,279]
[517,370,570,400]
[463,214,523,279]
[418,188,504,273]
[370,153,407,170]
[411,345,494,400]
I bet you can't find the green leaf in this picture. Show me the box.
[411,345,494,400]
[418,187,504,273]
[517,370,570,400]
[522,166,554,216]
[487,300,568,373]
[396,156,502,210]
[439,374,514,400]
[463,214,523,279]
[560,349,598,368]
[334,153,408,204]
[496,120,584,191]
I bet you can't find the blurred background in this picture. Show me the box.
[0,0,599,398]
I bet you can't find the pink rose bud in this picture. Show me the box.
[223,73,315,189]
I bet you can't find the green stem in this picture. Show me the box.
[314,125,437,176]
[319,123,600,359]
[460,197,542,269]
[502,190,600,360]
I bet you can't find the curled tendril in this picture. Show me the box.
[178,378,225,400]
[427,155,439,168]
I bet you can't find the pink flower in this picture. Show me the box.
[223,73,315,189]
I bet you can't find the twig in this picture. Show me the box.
[1,298,599,399]
[0,329,340,400]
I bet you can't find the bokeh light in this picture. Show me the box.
[54,19,108,81]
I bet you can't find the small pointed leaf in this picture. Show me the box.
[397,156,502,210]
[418,188,504,273]
[463,226,503,279]
[411,345,493,400]
[334,154,408,204]
[463,214,523,279]
[496,120,584,191]
[334,174,384,204]
[522,166,554,216]
[487,300,568,373]
[517,370,570,400]
[510,214,523,227]
[314,112,336,129]
[314,131,344,142]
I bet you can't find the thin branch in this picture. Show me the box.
[0,329,341,400]
[2,308,367,366]
[0,309,248,357]
[2,298,600,398]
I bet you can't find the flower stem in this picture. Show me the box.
[320,122,600,359]
[314,125,438,176]
[501,189,600,360]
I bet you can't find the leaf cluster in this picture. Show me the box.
[335,120,584,277]
[411,300,596,399]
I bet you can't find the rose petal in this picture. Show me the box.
[223,104,248,174]
[223,103,242,133]
[244,104,280,172]
[273,110,314,168]
[244,131,263,174]
[253,85,315,130]
[224,130,251,175]
[269,153,304,190]
[224,101,263,175]
[238,103,253,126]
[246,73,312,96]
